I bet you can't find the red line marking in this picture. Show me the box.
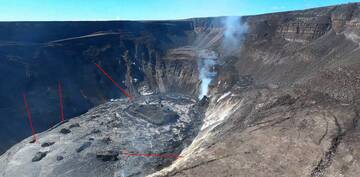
[22,93,38,143]
[58,80,65,123]
[122,152,182,159]
[94,63,132,100]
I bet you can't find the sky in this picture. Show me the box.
[0,0,359,21]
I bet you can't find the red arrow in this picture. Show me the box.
[58,80,65,123]
[22,93,38,143]
[94,63,132,100]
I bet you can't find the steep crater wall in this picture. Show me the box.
[0,21,201,154]
[2,3,360,159]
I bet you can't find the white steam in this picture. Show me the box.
[221,16,248,55]
[197,16,248,99]
[198,50,217,99]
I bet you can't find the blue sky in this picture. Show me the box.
[0,0,359,21]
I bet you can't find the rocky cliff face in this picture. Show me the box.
[1,2,360,177]
[0,20,200,153]
[211,3,360,103]
[149,3,360,176]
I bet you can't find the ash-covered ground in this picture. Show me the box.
[0,94,204,177]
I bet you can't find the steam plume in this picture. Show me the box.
[221,16,248,55]
[197,16,248,99]
[198,50,217,99]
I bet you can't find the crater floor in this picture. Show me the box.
[0,94,202,177]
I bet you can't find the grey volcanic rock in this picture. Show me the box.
[150,88,360,177]
[32,152,47,162]
[127,104,180,125]
[96,150,119,162]
[76,142,92,153]
[41,142,55,147]
[0,94,202,177]
[56,156,64,161]
[69,123,80,129]
[59,128,71,134]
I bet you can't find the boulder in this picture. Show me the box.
[41,142,55,147]
[69,123,80,129]
[32,152,47,162]
[59,128,71,134]
[96,151,119,161]
[76,142,92,153]
[56,156,64,161]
